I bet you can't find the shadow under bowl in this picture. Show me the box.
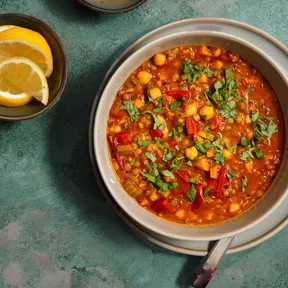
[77,0,147,14]
[0,13,68,121]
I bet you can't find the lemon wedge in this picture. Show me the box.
[0,57,49,106]
[0,25,15,33]
[0,27,53,78]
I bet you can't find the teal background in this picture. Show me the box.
[0,0,287,287]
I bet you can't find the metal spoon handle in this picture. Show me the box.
[191,236,235,288]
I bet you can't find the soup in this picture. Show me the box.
[107,45,282,225]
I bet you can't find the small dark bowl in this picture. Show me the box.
[0,13,68,121]
[77,0,147,14]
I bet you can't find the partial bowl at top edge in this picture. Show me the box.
[77,0,147,14]
[0,13,68,121]
[93,30,288,241]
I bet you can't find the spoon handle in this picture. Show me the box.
[191,236,235,288]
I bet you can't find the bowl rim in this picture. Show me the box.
[0,13,68,121]
[93,30,288,241]
[77,0,147,14]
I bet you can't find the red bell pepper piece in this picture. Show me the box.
[208,113,220,130]
[167,90,191,106]
[172,170,190,195]
[196,121,205,132]
[116,131,132,145]
[194,183,205,209]
[107,134,124,169]
[185,117,196,136]
[151,198,172,213]
[170,139,177,147]
[216,166,228,197]
[150,129,164,139]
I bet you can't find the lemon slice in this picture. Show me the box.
[0,27,53,77]
[0,93,33,107]
[0,25,15,33]
[0,57,49,105]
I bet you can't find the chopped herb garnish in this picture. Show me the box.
[168,126,184,138]
[141,173,169,191]
[241,176,248,192]
[224,139,237,150]
[201,115,207,121]
[240,150,253,161]
[145,151,156,162]
[203,125,210,132]
[181,58,213,83]
[148,162,159,177]
[214,148,225,165]
[170,156,185,170]
[185,185,196,202]
[169,97,186,111]
[194,141,207,153]
[227,168,236,179]
[144,111,166,130]
[187,160,193,166]
[169,182,178,189]
[204,188,210,197]
[189,178,197,184]
[155,137,166,149]
[219,101,237,120]
[250,111,259,124]
[162,151,173,162]
[240,136,250,147]
[153,97,164,114]
[130,158,135,167]
[160,170,175,179]
[138,140,152,147]
[120,101,140,122]
[212,138,222,149]
[253,147,264,159]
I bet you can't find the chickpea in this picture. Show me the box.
[223,190,229,197]
[199,105,215,120]
[163,176,171,183]
[149,87,162,100]
[256,191,264,198]
[238,102,247,111]
[123,93,130,100]
[131,143,138,150]
[193,113,201,122]
[124,163,132,172]
[172,73,180,81]
[204,210,214,221]
[134,99,144,109]
[236,114,243,124]
[150,193,159,201]
[182,139,190,146]
[185,146,198,160]
[147,144,154,152]
[134,159,141,168]
[135,148,142,155]
[177,117,184,124]
[137,71,152,85]
[245,115,252,124]
[181,74,187,81]
[110,125,121,133]
[229,202,241,214]
[227,118,234,124]
[131,168,140,176]
[153,53,166,66]
[185,103,197,117]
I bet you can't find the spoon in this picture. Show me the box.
[191,236,235,288]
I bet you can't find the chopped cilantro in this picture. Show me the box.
[252,114,278,141]
[141,172,156,183]
[240,150,253,161]
[162,151,173,162]
[144,111,166,130]
[169,182,178,189]
[224,139,237,150]
[189,178,197,184]
[214,148,225,165]
[185,185,196,202]
[169,97,186,111]
[240,136,250,147]
[153,97,164,114]
[145,151,156,162]
[155,137,166,149]
[253,147,264,159]
[250,111,259,124]
[160,170,175,179]
[181,58,213,83]
[203,125,210,132]
[120,101,140,122]
[219,101,237,120]
[212,138,222,149]
[170,156,185,170]
[241,176,248,192]
[187,160,193,166]
[138,140,152,147]
[130,158,135,166]
[227,168,236,179]
[148,162,159,177]
[168,126,184,138]
[194,141,207,153]
[204,188,210,197]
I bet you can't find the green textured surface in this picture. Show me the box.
[0,0,287,287]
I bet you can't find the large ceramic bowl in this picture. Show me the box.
[93,31,288,241]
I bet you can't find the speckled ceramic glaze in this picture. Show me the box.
[92,23,288,241]
[0,13,67,121]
